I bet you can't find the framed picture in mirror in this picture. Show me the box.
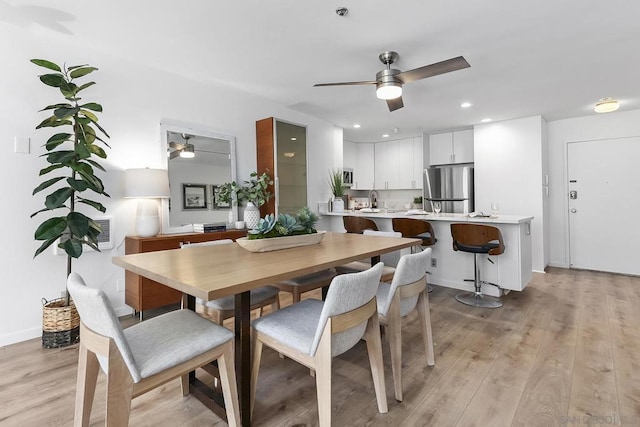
[182,183,208,210]
[212,185,230,209]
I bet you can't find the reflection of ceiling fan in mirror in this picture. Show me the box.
[168,134,195,159]
[313,51,470,112]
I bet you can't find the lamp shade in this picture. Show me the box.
[124,168,170,199]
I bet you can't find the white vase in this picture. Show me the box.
[244,201,261,229]
[333,197,344,213]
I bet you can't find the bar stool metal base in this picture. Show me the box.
[455,292,503,308]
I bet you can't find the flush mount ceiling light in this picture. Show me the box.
[481,118,492,123]
[353,124,361,128]
[382,133,390,138]
[594,97,620,113]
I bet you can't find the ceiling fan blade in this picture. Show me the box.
[397,56,470,84]
[313,81,376,87]
[386,96,404,112]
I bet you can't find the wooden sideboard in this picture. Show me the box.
[124,230,247,313]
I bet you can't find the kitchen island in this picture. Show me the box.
[323,211,533,296]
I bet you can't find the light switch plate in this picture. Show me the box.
[14,136,30,154]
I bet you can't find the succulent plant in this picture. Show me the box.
[248,213,276,235]
[296,206,318,233]
[247,207,319,240]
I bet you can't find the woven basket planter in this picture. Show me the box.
[42,298,80,348]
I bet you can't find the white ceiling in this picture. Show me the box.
[5,0,640,142]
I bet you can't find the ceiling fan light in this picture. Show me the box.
[376,83,402,100]
[179,143,195,158]
[594,98,620,113]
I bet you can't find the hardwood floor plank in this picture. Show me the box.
[455,279,557,426]
[566,271,620,423]
[607,294,640,425]
[511,268,581,427]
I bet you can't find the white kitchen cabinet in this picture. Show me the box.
[429,129,474,165]
[354,142,374,189]
[412,137,424,189]
[343,140,357,170]
[374,137,423,190]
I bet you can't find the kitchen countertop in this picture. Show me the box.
[322,210,534,224]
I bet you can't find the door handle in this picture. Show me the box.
[570,209,577,213]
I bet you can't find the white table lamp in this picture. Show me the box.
[125,168,170,237]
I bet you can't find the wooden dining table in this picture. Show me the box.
[113,231,420,426]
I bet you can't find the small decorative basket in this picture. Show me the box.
[42,298,80,348]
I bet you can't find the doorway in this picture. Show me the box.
[567,136,640,275]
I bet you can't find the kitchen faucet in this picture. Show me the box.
[368,190,379,208]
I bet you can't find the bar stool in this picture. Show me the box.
[450,223,505,308]
[343,216,378,233]
[392,217,437,293]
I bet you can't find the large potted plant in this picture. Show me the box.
[30,59,110,348]
[218,171,273,229]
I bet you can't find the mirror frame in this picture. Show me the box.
[160,120,237,234]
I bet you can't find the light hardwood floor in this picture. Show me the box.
[1,267,639,426]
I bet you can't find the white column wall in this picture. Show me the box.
[0,25,342,345]
[474,116,547,273]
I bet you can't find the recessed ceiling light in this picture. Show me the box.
[594,97,620,113]
[460,102,473,108]
[291,137,297,141]
[382,134,390,138]
[481,118,492,123]
[353,124,361,128]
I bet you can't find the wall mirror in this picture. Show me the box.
[160,121,236,234]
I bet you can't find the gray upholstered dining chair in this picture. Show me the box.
[376,248,435,402]
[67,272,240,427]
[181,239,280,324]
[334,230,403,282]
[250,263,388,426]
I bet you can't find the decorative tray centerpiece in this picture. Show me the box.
[236,207,325,252]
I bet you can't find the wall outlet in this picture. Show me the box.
[431,258,437,268]
[117,279,125,293]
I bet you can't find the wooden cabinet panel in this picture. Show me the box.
[124,230,247,312]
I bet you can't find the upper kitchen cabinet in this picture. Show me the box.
[343,140,374,190]
[429,129,474,165]
[374,137,423,189]
[256,117,308,216]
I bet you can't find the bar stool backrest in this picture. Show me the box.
[392,217,436,246]
[343,216,378,234]
[450,223,505,255]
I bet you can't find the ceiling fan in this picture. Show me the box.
[168,134,195,159]
[313,51,470,112]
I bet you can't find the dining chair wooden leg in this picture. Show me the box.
[364,315,388,413]
[417,291,435,366]
[180,374,189,396]
[387,302,404,402]
[75,343,99,427]
[105,348,134,427]
[250,335,264,418]
[292,289,301,303]
[315,328,333,427]
[218,342,241,427]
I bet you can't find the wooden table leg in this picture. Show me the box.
[235,291,251,426]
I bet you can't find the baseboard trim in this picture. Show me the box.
[0,326,41,347]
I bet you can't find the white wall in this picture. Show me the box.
[474,116,547,273]
[547,109,640,267]
[0,25,342,346]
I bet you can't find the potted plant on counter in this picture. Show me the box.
[328,169,345,212]
[30,59,110,348]
[413,196,423,210]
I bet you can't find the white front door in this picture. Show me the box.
[567,137,640,275]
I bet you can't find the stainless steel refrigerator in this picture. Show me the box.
[423,164,474,214]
